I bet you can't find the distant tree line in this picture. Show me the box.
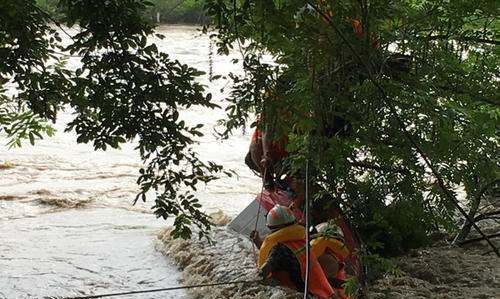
[36,0,206,23]
[143,0,206,24]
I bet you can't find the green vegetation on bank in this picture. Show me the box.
[144,0,206,24]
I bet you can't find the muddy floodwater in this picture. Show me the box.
[0,25,260,299]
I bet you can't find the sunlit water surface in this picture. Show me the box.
[0,25,259,299]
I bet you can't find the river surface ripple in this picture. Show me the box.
[0,25,259,299]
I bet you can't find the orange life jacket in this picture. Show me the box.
[311,237,351,299]
[315,0,380,49]
[259,225,335,299]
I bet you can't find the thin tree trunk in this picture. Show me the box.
[454,179,500,243]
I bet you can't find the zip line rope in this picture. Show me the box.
[250,94,275,266]
[251,167,266,266]
[303,159,311,299]
[57,280,260,299]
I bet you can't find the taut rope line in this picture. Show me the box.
[54,280,260,299]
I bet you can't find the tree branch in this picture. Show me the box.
[474,210,500,222]
[349,160,410,175]
[426,35,500,46]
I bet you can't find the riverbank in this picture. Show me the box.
[157,212,500,299]
[368,244,500,298]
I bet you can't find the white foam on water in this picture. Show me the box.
[0,24,261,298]
[156,224,302,299]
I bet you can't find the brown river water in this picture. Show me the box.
[0,25,260,299]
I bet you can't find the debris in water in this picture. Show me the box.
[209,210,231,226]
[39,197,94,208]
[367,245,500,298]
[32,189,53,196]
[0,161,14,170]
[0,195,27,201]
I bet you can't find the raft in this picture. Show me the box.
[229,186,365,286]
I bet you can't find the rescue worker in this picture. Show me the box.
[244,70,352,222]
[250,204,336,299]
[245,75,293,191]
[311,222,351,299]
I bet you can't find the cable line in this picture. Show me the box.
[56,279,260,299]
[303,159,311,299]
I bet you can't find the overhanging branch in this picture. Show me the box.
[349,160,410,175]
[426,35,500,46]
[474,210,500,222]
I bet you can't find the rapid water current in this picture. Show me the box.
[0,25,260,299]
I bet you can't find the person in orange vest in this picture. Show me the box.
[311,222,352,299]
[250,204,336,299]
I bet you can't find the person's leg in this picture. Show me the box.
[249,137,264,174]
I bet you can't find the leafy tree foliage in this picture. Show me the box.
[36,0,64,18]
[205,0,499,255]
[0,0,224,239]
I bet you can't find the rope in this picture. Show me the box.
[58,280,260,299]
[250,91,272,267]
[251,167,266,266]
[303,159,311,299]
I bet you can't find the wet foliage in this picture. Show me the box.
[0,0,224,239]
[204,0,499,257]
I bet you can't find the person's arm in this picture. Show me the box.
[250,230,263,249]
[248,136,264,174]
[260,261,272,280]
